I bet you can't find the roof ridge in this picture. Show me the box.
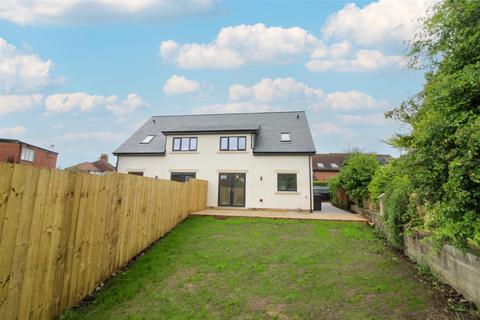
[150,110,306,117]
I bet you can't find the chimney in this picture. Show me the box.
[100,154,108,162]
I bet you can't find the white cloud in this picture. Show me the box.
[227,77,386,112]
[159,23,319,69]
[45,92,148,116]
[45,92,116,113]
[0,0,218,25]
[338,113,393,126]
[318,90,388,111]
[322,0,437,46]
[0,125,26,137]
[306,49,404,72]
[163,75,200,95]
[0,38,54,93]
[0,94,44,114]
[58,131,124,143]
[105,93,149,117]
[229,77,323,104]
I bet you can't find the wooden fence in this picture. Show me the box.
[0,163,208,320]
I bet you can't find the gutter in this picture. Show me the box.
[309,154,313,213]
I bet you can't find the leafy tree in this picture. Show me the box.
[388,0,480,249]
[336,153,380,206]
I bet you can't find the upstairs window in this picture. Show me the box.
[140,135,155,144]
[317,163,325,169]
[173,137,197,151]
[330,163,339,169]
[281,132,291,142]
[20,147,35,162]
[220,136,246,151]
[277,173,297,192]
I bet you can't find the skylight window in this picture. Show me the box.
[141,135,155,144]
[330,163,339,169]
[317,163,325,169]
[281,132,291,142]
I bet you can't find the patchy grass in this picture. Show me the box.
[61,217,471,320]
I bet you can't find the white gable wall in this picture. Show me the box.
[116,133,312,210]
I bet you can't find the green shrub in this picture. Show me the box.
[382,176,412,248]
[328,176,349,210]
[338,153,379,206]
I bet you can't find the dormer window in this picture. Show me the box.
[281,132,291,142]
[330,163,339,169]
[317,163,325,169]
[141,135,155,144]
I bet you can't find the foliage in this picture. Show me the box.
[387,0,480,249]
[337,153,380,205]
[313,180,329,186]
[382,176,412,248]
[368,161,397,202]
[328,175,349,209]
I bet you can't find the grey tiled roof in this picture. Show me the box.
[113,111,316,155]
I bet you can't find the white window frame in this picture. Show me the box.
[280,132,291,142]
[20,147,35,162]
[140,135,155,144]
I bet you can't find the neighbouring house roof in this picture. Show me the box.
[312,153,392,171]
[113,111,316,155]
[0,138,58,154]
[67,159,116,172]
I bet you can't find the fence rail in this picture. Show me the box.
[0,163,208,320]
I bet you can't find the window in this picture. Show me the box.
[140,135,155,144]
[128,171,144,176]
[317,163,325,169]
[172,137,197,151]
[281,132,291,142]
[330,163,339,169]
[171,172,196,182]
[277,173,297,192]
[219,136,247,151]
[20,147,35,162]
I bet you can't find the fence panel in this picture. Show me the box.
[0,163,208,320]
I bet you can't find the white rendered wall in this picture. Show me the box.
[116,134,312,210]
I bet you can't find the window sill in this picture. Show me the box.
[275,191,300,195]
[170,151,199,154]
[217,151,249,154]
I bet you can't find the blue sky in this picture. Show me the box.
[0,0,435,167]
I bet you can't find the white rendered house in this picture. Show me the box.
[113,111,316,211]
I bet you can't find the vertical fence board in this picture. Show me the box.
[0,163,207,320]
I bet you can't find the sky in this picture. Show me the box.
[0,0,437,168]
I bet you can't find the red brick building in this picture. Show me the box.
[0,138,58,168]
[312,153,392,181]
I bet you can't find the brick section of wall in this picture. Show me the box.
[29,146,57,168]
[313,171,338,181]
[0,142,20,163]
[0,142,57,168]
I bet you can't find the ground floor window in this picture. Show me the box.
[171,172,196,182]
[277,173,297,192]
[128,171,144,176]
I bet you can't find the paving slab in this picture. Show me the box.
[190,202,368,223]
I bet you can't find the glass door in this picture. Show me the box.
[218,173,246,207]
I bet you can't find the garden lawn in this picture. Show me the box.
[61,216,457,320]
